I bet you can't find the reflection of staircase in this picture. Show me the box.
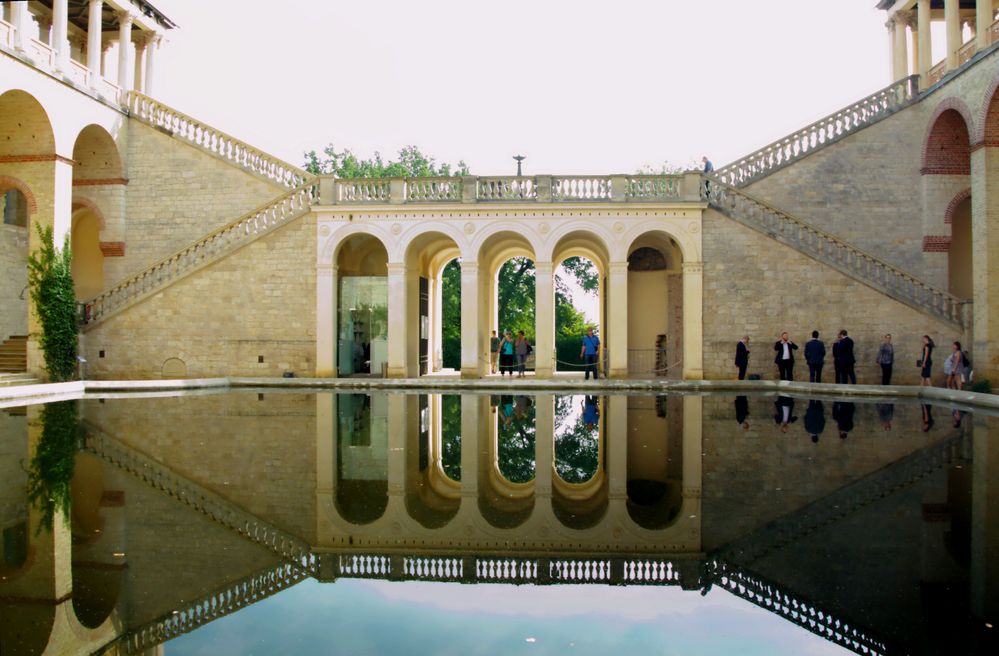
[704,182,970,330]
[0,335,27,373]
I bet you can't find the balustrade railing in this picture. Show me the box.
[958,39,977,66]
[407,176,463,202]
[991,17,999,44]
[82,180,318,327]
[926,60,947,86]
[703,179,969,329]
[0,19,13,48]
[125,91,310,188]
[714,76,919,187]
[83,423,317,571]
[334,178,391,203]
[27,37,54,68]
[97,77,121,103]
[66,58,90,87]
[108,563,308,655]
[478,176,537,201]
[626,174,680,200]
[552,176,611,201]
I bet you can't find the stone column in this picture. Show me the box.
[607,261,629,378]
[387,263,410,378]
[910,20,919,77]
[315,264,337,377]
[945,0,961,70]
[52,0,69,70]
[460,260,483,377]
[86,0,103,87]
[971,146,999,385]
[116,10,133,91]
[681,261,704,380]
[978,0,994,51]
[918,0,932,81]
[887,20,897,81]
[144,34,159,95]
[133,34,147,93]
[11,0,28,51]
[534,261,555,378]
[893,17,909,81]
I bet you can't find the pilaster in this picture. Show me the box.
[681,261,704,380]
[607,261,629,378]
[116,10,133,91]
[460,260,483,377]
[316,264,337,377]
[534,261,555,378]
[387,262,410,377]
[971,147,999,385]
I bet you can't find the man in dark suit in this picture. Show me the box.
[734,335,750,380]
[833,329,856,384]
[804,330,826,383]
[773,332,798,381]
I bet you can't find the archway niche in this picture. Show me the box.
[404,232,460,376]
[949,195,972,298]
[626,395,683,530]
[336,235,388,377]
[0,186,31,361]
[552,231,607,375]
[71,207,104,300]
[627,233,684,378]
[479,393,535,528]
[405,394,460,528]
[334,393,389,525]
[552,394,607,530]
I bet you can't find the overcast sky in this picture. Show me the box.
[149,0,906,176]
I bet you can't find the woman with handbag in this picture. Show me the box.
[918,335,935,387]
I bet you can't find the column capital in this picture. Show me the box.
[534,261,555,274]
[608,261,629,276]
[115,9,134,24]
[459,259,479,273]
[682,261,704,274]
[317,264,338,278]
[386,262,409,276]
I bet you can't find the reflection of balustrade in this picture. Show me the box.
[82,180,318,327]
[703,180,969,329]
[714,76,919,187]
[704,560,889,656]
[125,92,310,188]
[110,563,307,655]
[82,423,316,571]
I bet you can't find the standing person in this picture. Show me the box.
[876,334,894,385]
[515,331,530,378]
[702,156,714,174]
[804,331,826,383]
[734,335,750,380]
[835,330,856,384]
[580,327,601,380]
[773,332,798,381]
[919,335,935,386]
[498,331,515,377]
[489,330,500,374]
[947,341,967,390]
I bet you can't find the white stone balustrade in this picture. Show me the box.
[0,19,12,48]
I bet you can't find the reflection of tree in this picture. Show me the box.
[554,395,599,484]
[440,395,461,480]
[26,400,79,533]
[497,395,535,483]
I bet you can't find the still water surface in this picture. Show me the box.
[0,391,995,655]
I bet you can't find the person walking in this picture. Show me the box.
[804,331,825,383]
[580,327,601,380]
[773,332,798,381]
[876,334,894,385]
[489,330,500,374]
[919,335,935,386]
[834,330,856,384]
[515,331,530,378]
[702,156,714,197]
[498,330,515,377]
[734,335,750,380]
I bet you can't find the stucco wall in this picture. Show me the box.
[0,224,28,343]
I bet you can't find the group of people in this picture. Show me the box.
[735,331,972,387]
[489,327,602,380]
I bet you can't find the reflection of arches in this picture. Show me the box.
[921,107,971,174]
[335,394,389,524]
[161,358,187,378]
[626,395,683,529]
[405,396,460,528]
[552,394,607,529]
[71,207,104,299]
[947,192,973,298]
[0,604,55,656]
[626,232,684,378]
[480,395,535,528]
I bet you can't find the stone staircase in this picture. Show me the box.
[0,373,38,388]
[703,180,969,330]
[0,335,27,373]
[713,75,920,188]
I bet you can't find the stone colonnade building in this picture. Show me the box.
[2,1,999,383]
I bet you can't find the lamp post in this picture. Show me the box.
[513,155,526,177]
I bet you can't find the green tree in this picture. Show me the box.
[27,224,78,381]
[440,259,461,370]
[554,394,599,484]
[304,144,470,178]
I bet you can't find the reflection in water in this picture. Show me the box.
[0,392,996,655]
[26,400,78,533]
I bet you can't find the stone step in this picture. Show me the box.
[0,373,39,387]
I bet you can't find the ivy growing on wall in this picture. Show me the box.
[27,223,78,381]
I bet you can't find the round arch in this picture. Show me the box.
[974,70,999,145]
[72,125,123,181]
[0,89,56,156]
[71,207,104,300]
[0,176,39,215]
[405,231,461,375]
[626,230,686,378]
[922,106,971,175]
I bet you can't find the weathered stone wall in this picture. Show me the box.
[0,411,28,530]
[81,215,316,379]
[699,394,958,551]
[0,224,28,342]
[701,209,959,384]
[114,121,285,286]
[83,392,317,542]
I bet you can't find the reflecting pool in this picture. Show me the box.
[0,391,996,655]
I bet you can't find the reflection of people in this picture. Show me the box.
[501,394,515,426]
[804,399,825,443]
[773,332,798,381]
[952,408,965,428]
[581,327,601,380]
[514,394,531,419]
[734,396,750,430]
[490,330,500,374]
[582,396,600,430]
[499,331,515,377]
[804,331,825,383]
[876,402,893,431]
[921,403,935,431]
[773,396,797,432]
[735,336,750,380]
[833,401,855,439]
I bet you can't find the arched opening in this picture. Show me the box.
[72,125,123,181]
[627,233,684,379]
[336,234,389,377]
[479,231,537,377]
[404,232,460,376]
[552,394,607,530]
[0,187,30,373]
[949,194,972,298]
[551,231,608,376]
[405,394,460,528]
[335,393,389,525]
[71,207,103,300]
[626,395,683,529]
[479,394,535,528]
[923,109,971,175]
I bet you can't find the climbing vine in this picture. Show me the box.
[27,223,78,381]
